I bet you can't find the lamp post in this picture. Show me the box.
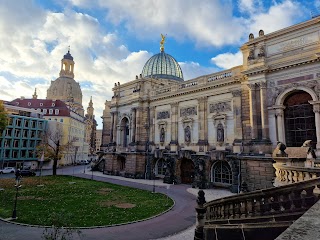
[152,168,156,193]
[12,173,22,219]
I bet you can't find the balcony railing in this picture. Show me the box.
[194,177,320,240]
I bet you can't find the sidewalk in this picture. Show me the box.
[85,170,234,240]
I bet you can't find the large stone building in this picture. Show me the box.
[100,17,320,192]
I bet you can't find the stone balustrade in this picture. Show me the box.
[207,71,232,82]
[273,164,320,186]
[195,177,320,240]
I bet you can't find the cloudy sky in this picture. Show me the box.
[0,0,317,128]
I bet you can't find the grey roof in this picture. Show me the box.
[63,50,73,60]
[141,51,184,81]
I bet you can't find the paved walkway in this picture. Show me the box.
[0,170,233,240]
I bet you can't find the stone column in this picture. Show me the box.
[312,102,320,149]
[113,111,118,144]
[260,82,269,139]
[232,90,242,140]
[135,107,141,144]
[150,106,156,144]
[131,108,136,143]
[275,106,286,143]
[110,112,114,143]
[248,83,258,139]
[170,102,179,145]
[197,97,208,146]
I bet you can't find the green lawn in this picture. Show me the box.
[0,176,173,227]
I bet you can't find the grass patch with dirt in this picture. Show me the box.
[0,175,173,227]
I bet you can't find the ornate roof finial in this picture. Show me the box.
[160,34,166,52]
[68,45,70,53]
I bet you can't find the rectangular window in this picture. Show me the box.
[49,109,53,114]
[43,109,47,114]
[55,109,59,115]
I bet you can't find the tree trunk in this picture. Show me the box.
[53,140,60,176]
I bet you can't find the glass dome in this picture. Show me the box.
[141,51,184,81]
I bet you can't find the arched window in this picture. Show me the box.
[211,161,232,184]
[284,91,316,148]
[120,118,130,147]
[155,159,165,176]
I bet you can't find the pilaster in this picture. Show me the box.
[247,83,258,139]
[259,82,269,139]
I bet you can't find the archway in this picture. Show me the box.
[120,117,130,147]
[211,161,232,184]
[180,158,195,184]
[155,159,165,176]
[117,156,126,172]
[284,91,316,148]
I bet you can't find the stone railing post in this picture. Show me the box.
[194,190,206,240]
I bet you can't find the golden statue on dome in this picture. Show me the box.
[160,34,166,52]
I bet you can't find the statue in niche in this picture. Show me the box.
[248,49,254,60]
[160,127,165,143]
[185,126,191,143]
[217,123,224,142]
[258,46,265,57]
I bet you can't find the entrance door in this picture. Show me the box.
[180,159,195,184]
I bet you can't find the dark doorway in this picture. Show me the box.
[180,158,195,184]
[284,91,316,148]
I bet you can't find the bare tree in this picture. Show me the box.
[0,101,8,133]
[37,126,74,176]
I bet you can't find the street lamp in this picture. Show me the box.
[12,174,22,219]
[152,168,156,193]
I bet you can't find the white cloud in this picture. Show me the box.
[211,51,243,69]
[247,1,306,36]
[0,2,152,128]
[75,0,247,47]
[180,62,218,80]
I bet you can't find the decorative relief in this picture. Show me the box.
[231,90,242,97]
[180,107,197,117]
[157,111,170,119]
[247,83,257,90]
[209,102,231,113]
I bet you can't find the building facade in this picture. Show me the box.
[0,104,47,170]
[9,98,88,166]
[101,17,320,192]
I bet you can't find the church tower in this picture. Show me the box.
[85,97,97,156]
[32,88,38,99]
[46,48,84,116]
